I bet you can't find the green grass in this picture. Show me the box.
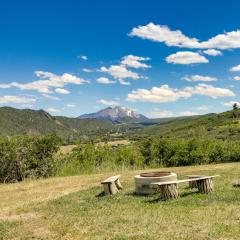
[1,163,240,239]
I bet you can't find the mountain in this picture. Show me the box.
[0,107,118,140]
[1,106,239,142]
[79,106,148,122]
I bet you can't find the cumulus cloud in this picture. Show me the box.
[100,65,140,80]
[148,109,174,118]
[0,95,36,104]
[127,85,192,103]
[195,105,209,111]
[127,84,234,103]
[79,55,88,60]
[82,68,93,73]
[203,49,222,56]
[182,75,217,82]
[130,22,240,49]
[55,88,70,94]
[46,107,61,113]
[66,104,76,108]
[178,111,199,116]
[96,77,116,84]
[166,51,209,64]
[97,99,120,106]
[119,79,131,85]
[230,64,240,72]
[187,84,235,98]
[0,71,89,94]
[223,101,240,107]
[233,76,240,81]
[0,84,11,89]
[42,94,60,101]
[121,55,151,69]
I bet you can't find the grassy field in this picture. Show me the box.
[1,163,240,240]
[58,140,131,155]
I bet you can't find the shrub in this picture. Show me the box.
[0,134,60,183]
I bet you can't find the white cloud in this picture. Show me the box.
[203,49,222,56]
[187,84,235,98]
[195,105,209,111]
[0,84,11,89]
[127,85,192,103]
[96,77,116,84]
[66,104,76,108]
[0,71,89,94]
[82,68,93,73]
[178,111,198,116]
[127,84,234,103]
[121,55,151,69]
[182,75,217,82]
[0,95,36,104]
[148,109,174,118]
[46,107,61,113]
[223,101,240,107]
[100,65,140,81]
[130,23,199,48]
[230,64,240,72]
[166,51,209,64]
[55,88,70,94]
[130,22,240,49]
[79,55,88,60]
[97,99,120,106]
[233,76,240,81]
[42,94,60,101]
[119,79,131,85]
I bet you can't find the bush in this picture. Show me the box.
[138,137,240,167]
[0,134,60,183]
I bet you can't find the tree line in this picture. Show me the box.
[1,135,240,183]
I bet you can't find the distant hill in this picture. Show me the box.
[79,106,147,122]
[136,109,240,141]
[0,107,118,140]
[1,106,239,141]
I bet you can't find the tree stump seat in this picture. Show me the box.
[101,175,123,195]
[151,175,219,201]
[186,175,205,189]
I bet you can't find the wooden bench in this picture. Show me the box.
[186,175,205,188]
[101,175,123,195]
[151,175,219,200]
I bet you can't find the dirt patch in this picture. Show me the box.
[32,226,54,238]
[0,212,41,221]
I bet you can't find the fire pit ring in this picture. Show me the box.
[135,171,177,195]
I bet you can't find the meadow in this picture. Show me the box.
[1,162,240,240]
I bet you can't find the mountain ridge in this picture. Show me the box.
[79,106,148,122]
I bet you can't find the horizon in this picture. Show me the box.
[0,1,240,118]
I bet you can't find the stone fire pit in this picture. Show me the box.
[134,171,177,195]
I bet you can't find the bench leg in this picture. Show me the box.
[115,179,123,190]
[189,181,198,189]
[159,183,178,200]
[103,182,119,195]
[196,179,214,194]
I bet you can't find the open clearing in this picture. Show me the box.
[1,163,240,240]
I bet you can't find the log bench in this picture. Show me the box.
[101,175,123,195]
[151,175,219,200]
[186,175,205,189]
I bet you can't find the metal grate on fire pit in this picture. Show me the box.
[140,171,171,178]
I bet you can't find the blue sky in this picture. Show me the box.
[0,0,240,118]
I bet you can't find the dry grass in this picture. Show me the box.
[97,139,131,147]
[1,163,240,240]
[58,145,77,155]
